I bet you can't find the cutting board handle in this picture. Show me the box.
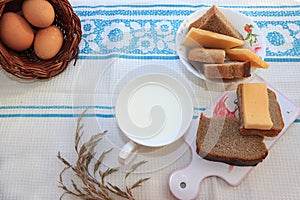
[169,152,223,200]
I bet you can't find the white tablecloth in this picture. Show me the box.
[1,0,300,199]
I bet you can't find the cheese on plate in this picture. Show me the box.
[226,48,269,69]
[183,27,245,49]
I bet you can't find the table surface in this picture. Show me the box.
[1,0,300,199]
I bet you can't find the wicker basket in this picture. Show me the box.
[0,0,82,80]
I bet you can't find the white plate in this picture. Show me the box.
[176,7,266,82]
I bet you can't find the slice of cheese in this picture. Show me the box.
[241,83,273,130]
[226,48,269,69]
[183,27,245,49]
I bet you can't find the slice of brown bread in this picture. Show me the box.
[188,5,244,40]
[188,48,225,64]
[196,114,268,166]
[237,84,284,137]
[201,61,251,79]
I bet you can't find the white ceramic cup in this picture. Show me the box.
[115,73,194,164]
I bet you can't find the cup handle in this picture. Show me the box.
[118,140,138,165]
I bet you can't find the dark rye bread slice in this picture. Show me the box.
[201,61,251,79]
[237,84,284,137]
[196,114,268,166]
[188,5,244,40]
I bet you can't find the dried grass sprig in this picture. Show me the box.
[125,160,147,179]
[58,113,150,200]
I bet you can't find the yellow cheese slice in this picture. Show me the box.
[183,27,245,49]
[242,83,273,130]
[226,48,269,69]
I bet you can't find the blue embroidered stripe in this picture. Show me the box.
[75,5,300,59]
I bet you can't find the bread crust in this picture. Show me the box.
[198,150,267,166]
[237,84,284,137]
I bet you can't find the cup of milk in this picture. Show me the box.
[115,73,194,164]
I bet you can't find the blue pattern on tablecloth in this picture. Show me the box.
[74,5,300,60]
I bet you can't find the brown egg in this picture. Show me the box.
[34,25,63,60]
[22,0,55,28]
[0,12,34,51]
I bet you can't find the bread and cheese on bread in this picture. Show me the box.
[183,5,270,79]
[237,83,284,137]
[188,5,244,40]
[188,48,225,64]
[183,5,244,49]
[196,83,284,166]
[196,114,268,166]
[182,5,262,80]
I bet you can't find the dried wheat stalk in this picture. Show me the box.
[58,112,150,200]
